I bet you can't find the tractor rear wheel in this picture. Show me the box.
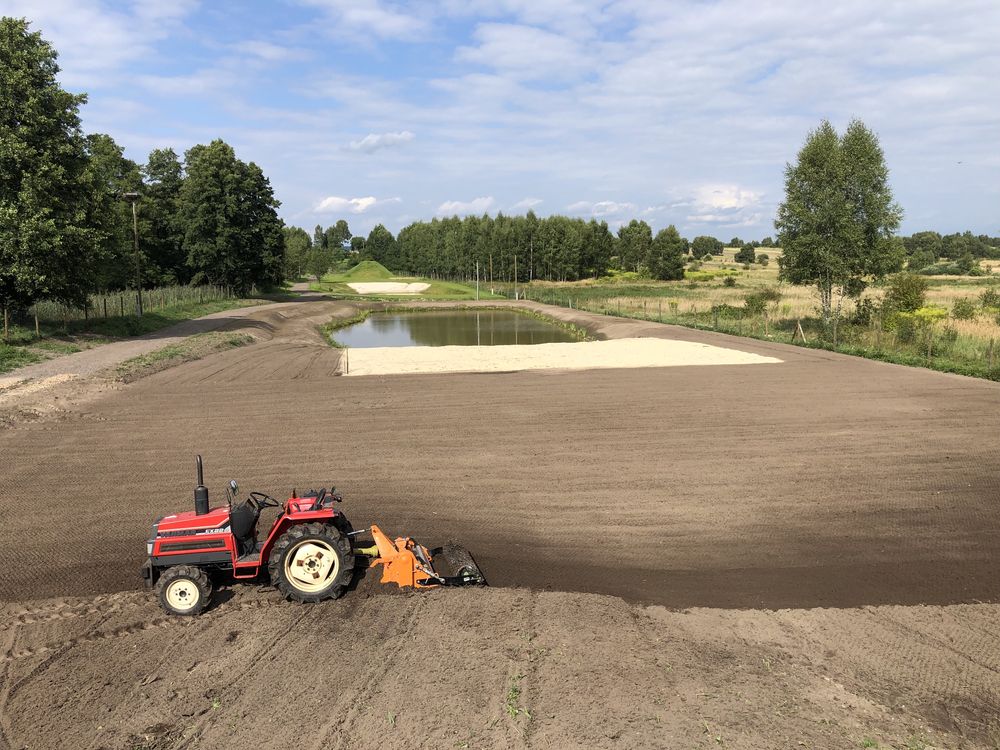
[156,565,212,616]
[268,522,354,603]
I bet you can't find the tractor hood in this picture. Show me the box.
[156,506,230,534]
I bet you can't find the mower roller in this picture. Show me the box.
[142,456,486,616]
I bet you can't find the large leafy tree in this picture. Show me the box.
[142,148,186,284]
[0,18,98,333]
[282,226,311,280]
[366,224,398,269]
[616,220,652,273]
[84,133,142,291]
[178,139,284,292]
[776,119,903,326]
[648,225,687,280]
[691,235,723,257]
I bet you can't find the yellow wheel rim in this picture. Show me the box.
[284,539,339,593]
[165,579,200,611]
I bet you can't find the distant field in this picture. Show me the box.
[505,247,1000,380]
[311,260,500,300]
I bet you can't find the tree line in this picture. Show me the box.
[0,17,284,332]
[286,214,768,283]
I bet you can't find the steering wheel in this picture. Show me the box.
[248,491,280,510]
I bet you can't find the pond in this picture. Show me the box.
[331,310,581,348]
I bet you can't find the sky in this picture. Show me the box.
[7,0,1000,239]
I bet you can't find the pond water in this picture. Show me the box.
[331,310,580,348]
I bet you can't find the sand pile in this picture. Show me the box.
[347,282,430,294]
[343,337,782,376]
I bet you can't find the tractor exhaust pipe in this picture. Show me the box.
[194,455,209,515]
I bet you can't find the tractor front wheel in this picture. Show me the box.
[156,565,212,616]
[268,522,354,603]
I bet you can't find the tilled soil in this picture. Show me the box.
[1,299,999,748]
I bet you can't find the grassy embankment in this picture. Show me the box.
[311,260,500,301]
[502,249,1000,381]
[0,285,277,375]
[114,331,256,383]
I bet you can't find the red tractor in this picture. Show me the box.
[142,456,485,615]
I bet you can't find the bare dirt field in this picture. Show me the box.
[1,299,999,748]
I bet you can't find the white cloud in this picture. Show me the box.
[685,185,764,227]
[567,200,636,218]
[314,195,400,214]
[511,197,543,210]
[348,131,415,153]
[455,23,594,80]
[298,0,430,40]
[7,0,197,87]
[437,196,495,215]
[233,41,308,62]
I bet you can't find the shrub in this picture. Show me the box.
[723,276,737,288]
[742,263,751,270]
[893,305,947,343]
[712,303,742,319]
[883,273,928,314]
[734,245,756,264]
[852,297,878,326]
[980,288,1000,309]
[702,253,714,261]
[757,253,770,267]
[952,297,977,320]
[743,288,781,315]
[744,294,767,315]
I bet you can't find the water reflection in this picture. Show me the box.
[333,310,579,348]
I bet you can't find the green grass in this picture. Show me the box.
[0,344,43,374]
[0,297,271,375]
[326,260,395,282]
[114,332,255,383]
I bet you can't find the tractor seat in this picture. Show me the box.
[229,502,260,556]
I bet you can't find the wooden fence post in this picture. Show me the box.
[988,338,995,370]
[120,295,124,317]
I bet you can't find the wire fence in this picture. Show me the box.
[21,285,236,325]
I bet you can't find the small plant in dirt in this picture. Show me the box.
[504,675,531,720]
[860,740,879,749]
[951,297,977,320]
[723,276,737,288]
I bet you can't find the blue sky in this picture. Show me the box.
[9,0,1000,239]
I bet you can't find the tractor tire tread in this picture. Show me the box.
[155,565,212,616]
[268,522,354,603]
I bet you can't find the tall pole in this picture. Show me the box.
[514,253,518,300]
[131,199,142,316]
[475,260,480,301]
[123,193,143,317]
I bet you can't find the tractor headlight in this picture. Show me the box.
[146,541,154,556]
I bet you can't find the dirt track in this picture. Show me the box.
[1,298,999,748]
